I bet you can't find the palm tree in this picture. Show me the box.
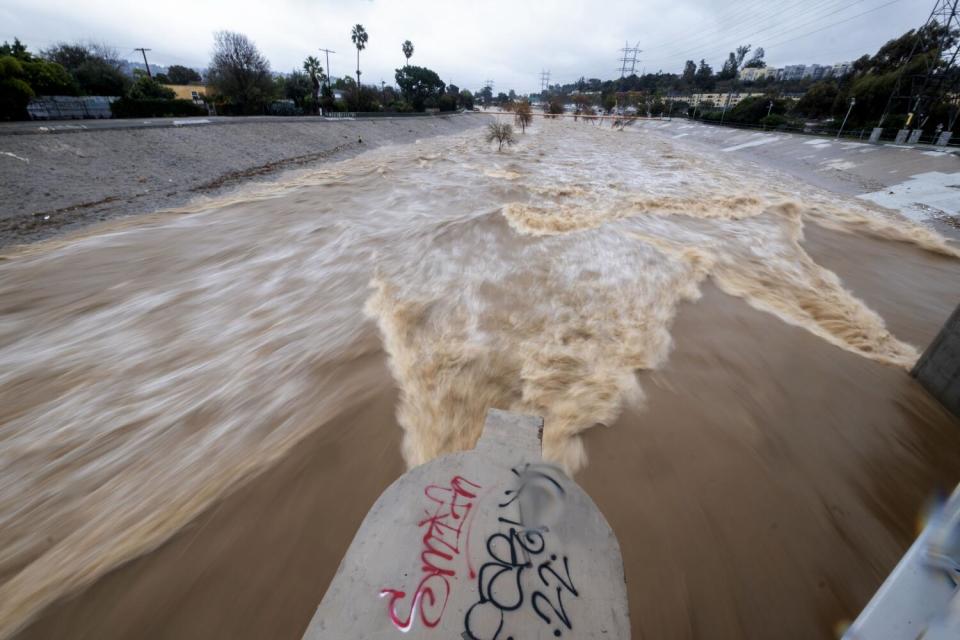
[351,24,368,92]
[303,56,324,113]
[402,40,414,67]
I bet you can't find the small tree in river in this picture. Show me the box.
[514,99,532,133]
[486,121,515,151]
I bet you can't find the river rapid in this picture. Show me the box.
[1,118,958,637]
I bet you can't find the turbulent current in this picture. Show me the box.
[0,119,957,636]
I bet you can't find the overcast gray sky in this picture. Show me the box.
[0,0,924,93]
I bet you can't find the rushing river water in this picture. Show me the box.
[1,119,958,637]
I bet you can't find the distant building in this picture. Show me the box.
[806,64,828,80]
[767,61,851,82]
[781,64,807,81]
[689,92,766,108]
[163,84,209,104]
[739,67,777,82]
[831,62,852,77]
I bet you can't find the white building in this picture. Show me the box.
[782,65,807,81]
[689,92,766,108]
[739,67,777,82]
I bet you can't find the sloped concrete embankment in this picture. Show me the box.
[0,114,489,247]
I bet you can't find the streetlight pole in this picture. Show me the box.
[837,97,855,140]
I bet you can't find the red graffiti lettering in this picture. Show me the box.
[380,476,481,632]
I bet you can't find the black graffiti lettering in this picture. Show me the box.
[464,464,576,639]
[532,587,573,634]
[538,555,577,596]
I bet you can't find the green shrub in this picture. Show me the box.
[759,114,789,128]
[0,56,34,119]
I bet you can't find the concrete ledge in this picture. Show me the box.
[302,409,629,639]
[913,303,960,418]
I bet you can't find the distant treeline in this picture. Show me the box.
[0,28,475,120]
[489,24,959,133]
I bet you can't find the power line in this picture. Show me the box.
[648,0,906,70]
[647,0,879,64]
[645,0,841,62]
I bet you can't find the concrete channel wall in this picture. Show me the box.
[302,409,630,639]
[913,303,960,418]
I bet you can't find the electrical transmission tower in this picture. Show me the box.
[617,41,642,78]
[880,0,960,133]
[540,69,551,93]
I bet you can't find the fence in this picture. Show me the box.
[322,110,459,119]
[684,115,960,148]
[27,96,119,120]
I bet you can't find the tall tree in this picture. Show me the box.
[207,30,274,114]
[395,64,445,110]
[695,59,714,90]
[351,24,368,90]
[743,47,765,69]
[402,40,413,67]
[166,65,202,84]
[303,55,325,111]
[681,60,696,84]
[735,45,752,68]
[41,42,127,96]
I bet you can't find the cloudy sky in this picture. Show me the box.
[1,0,923,93]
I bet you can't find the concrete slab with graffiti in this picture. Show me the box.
[302,409,630,639]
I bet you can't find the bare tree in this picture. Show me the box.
[514,100,532,133]
[207,31,273,114]
[485,122,515,151]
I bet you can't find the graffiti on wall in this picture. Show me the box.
[463,464,577,640]
[380,476,482,632]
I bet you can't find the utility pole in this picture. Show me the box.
[134,48,152,78]
[319,48,336,88]
[837,97,856,139]
[381,79,386,103]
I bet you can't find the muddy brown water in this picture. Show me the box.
[2,120,959,639]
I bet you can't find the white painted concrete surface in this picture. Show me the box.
[302,409,629,639]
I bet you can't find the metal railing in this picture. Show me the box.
[685,116,960,148]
